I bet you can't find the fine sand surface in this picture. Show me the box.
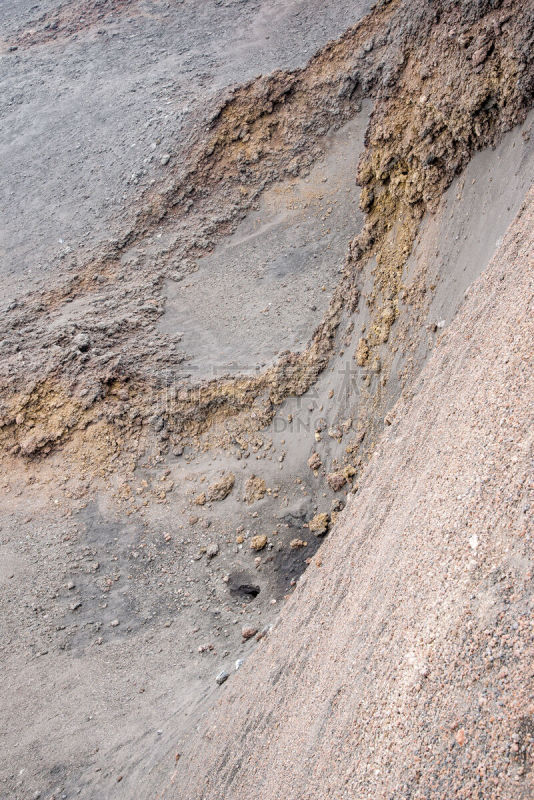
[159,109,370,377]
[170,186,534,800]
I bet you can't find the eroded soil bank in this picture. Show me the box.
[0,0,533,797]
[173,187,534,800]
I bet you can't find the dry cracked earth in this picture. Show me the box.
[0,1,533,799]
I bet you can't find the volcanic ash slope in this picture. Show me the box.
[171,190,534,799]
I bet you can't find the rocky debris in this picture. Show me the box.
[326,472,346,492]
[250,535,268,552]
[290,539,307,549]
[307,453,322,471]
[207,473,235,502]
[10,0,138,48]
[193,493,206,506]
[342,465,356,481]
[308,513,329,536]
[206,543,219,560]
[355,337,369,366]
[245,476,267,504]
[73,332,91,352]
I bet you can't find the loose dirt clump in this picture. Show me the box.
[245,476,267,504]
[308,512,330,536]
[250,535,268,552]
[207,473,235,502]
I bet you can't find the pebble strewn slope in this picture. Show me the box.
[173,189,534,799]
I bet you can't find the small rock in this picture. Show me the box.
[207,473,235,502]
[328,426,342,441]
[308,452,322,471]
[73,332,90,352]
[110,619,120,627]
[160,153,171,166]
[355,337,369,366]
[206,542,219,559]
[327,472,347,492]
[290,538,307,549]
[308,512,330,536]
[242,626,258,640]
[250,534,268,551]
[216,670,229,685]
[455,728,466,746]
